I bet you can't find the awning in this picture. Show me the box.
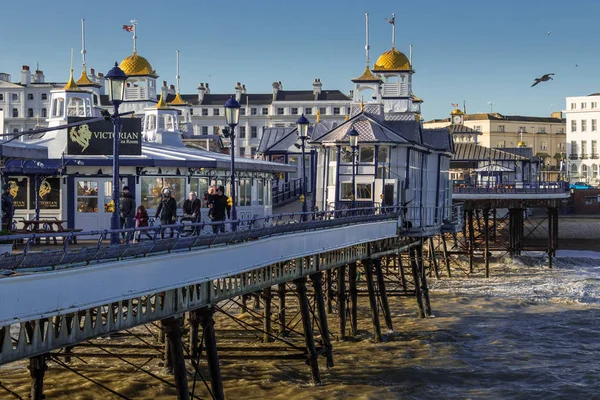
[0,141,48,160]
[3,159,62,175]
[473,164,514,173]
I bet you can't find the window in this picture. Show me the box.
[240,107,246,116]
[251,126,257,138]
[582,140,587,157]
[41,93,47,100]
[582,120,587,131]
[239,126,246,138]
[557,128,564,133]
[540,142,547,150]
[11,93,18,101]
[27,108,33,117]
[537,127,546,133]
[571,102,576,109]
[238,178,251,206]
[319,107,327,115]
[239,147,246,156]
[291,107,298,115]
[0,94,3,101]
[359,146,374,163]
[340,182,353,200]
[12,128,19,133]
[593,102,598,109]
[12,108,18,118]
[571,141,577,154]
[497,141,506,148]
[140,176,186,210]
[251,107,257,115]
[257,179,264,205]
[341,146,353,163]
[593,120,597,131]
[474,125,482,131]
[76,180,99,213]
[585,196,596,206]
[356,183,372,200]
[202,108,208,116]
[571,120,577,132]
[213,126,220,135]
[250,147,256,157]
[41,108,47,117]
[262,107,268,115]
[581,103,587,109]
[333,107,341,115]
[27,93,33,100]
[498,125,505,133]
[519,126,526,133]
[592,140,597,157]
[201,126,208,135]
[559,142,566,151]
[213,108,220,116]
[190,178,209,201]
[277,107,284,115]
[305,107,312,115]
[190,108,194,115]
[377,147,388,163]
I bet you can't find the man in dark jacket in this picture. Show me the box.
[183,191,201,220]
[209,186,231,234]
[155,188,178,238]
[1,186,14,232]
[120,186,136,242]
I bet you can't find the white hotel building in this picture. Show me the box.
[564,94,600,184]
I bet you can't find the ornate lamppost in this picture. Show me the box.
[296,114,310,221]
[105,62,128,245]
[348,128,359,211]
[224,96,241,227]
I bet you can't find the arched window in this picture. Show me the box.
[593,164,598,178]
[571,164,578,175]
[66,97,86,116]
[582,164,589,180]
[52,98,64,117]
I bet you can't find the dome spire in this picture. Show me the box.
[385,13,396,49]
[76,19,94,85]
[130,19,138,53]
[365,13,370,69]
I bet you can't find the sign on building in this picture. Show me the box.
[30,178,60,210]
[66,117,142,156]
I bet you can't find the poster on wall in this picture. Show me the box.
[7,177,28,209]
[29,178,60,210]
[66,117,142,156]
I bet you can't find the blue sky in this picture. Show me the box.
[1,0,598,120]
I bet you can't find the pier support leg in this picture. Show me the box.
[189,310,200,359]
[278,283,287,337]
[484,208,490,278]
[468,210,475,273]
[417,241,432,317]
[337,265,347,341]
[364,259,382,342]
[441,234,452,278]
[375,259,393,332]
[163,317,189,400]
[294,277,321,384]
[410,246,425,318]
[492,208,497,242]
[508,208,515,257]
[326,269,334,314]
[548,207,555,268]
[310,272,334,368]
[198,307,225,400]
[29,354,47,400]
[429,237,440,279]
[263,287,272,343]
[398,253,408,291]
[348,262,359,336]
[240,294,248,313]
[163,322,173,373]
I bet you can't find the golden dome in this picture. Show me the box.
[119,52,156,76]
[373,48,411,72]
[168,93,188,106]
[155,94,170,109]
[351,66,382,82]
[451,108,464,115]
[75,70,94,86]
[62,69,81,91]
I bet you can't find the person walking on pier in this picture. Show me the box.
[120,186,136,243]
[155,188,178,238]
[133,205,152,242]
[183,191,202,235]
[208,185,230,234]
[1,185,14,232]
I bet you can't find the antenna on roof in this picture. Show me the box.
[365,13,370,69]
[175,50,180,94]
[81,19,87,73]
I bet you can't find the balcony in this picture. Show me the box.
[592,153,599,159]
[581,153,589,159]
[569,154,578,160]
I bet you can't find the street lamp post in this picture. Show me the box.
[348,128,359,212]
[105,62,128,245]
[296,114,310,221]
[224,96,240,228]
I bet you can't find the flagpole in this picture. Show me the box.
[81,19,87,73]
[391,13,395,49]
[132,19,137,53]
[365,13,370,69]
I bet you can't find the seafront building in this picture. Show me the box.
[564,93,600,184]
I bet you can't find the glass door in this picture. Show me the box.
[75,178,124,231]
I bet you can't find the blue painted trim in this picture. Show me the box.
[435,153,441,221]
[334,145,341,209]
[405,147,411,189]
[373,145,379,203]
[67,175,75,229]
[323,147,330,208]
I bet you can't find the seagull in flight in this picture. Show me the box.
[547,31,552,35]
[531,73,555,87]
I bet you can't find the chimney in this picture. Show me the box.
[33,69,45,83]
[235,82,242,101]
[161,81,168,98]
[551,111,563,119]
[205,83,210,94]
[312,78,322,98]
[198,82,206,103]
[241,84,247,95]
[90,68,96,83]
[20,65,31,85]
[272,81,280,101]
[169,84,175,95]
[96,72,105,94]
[349,89,354,98]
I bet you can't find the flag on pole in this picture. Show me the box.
[385,16,395,25]
[451,103,458,107]
[122,25,134,32]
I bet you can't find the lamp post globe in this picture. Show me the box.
[224,96,241,228]
[296,114,311,220]
[105,62,128,245]
[348,127,359,212]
